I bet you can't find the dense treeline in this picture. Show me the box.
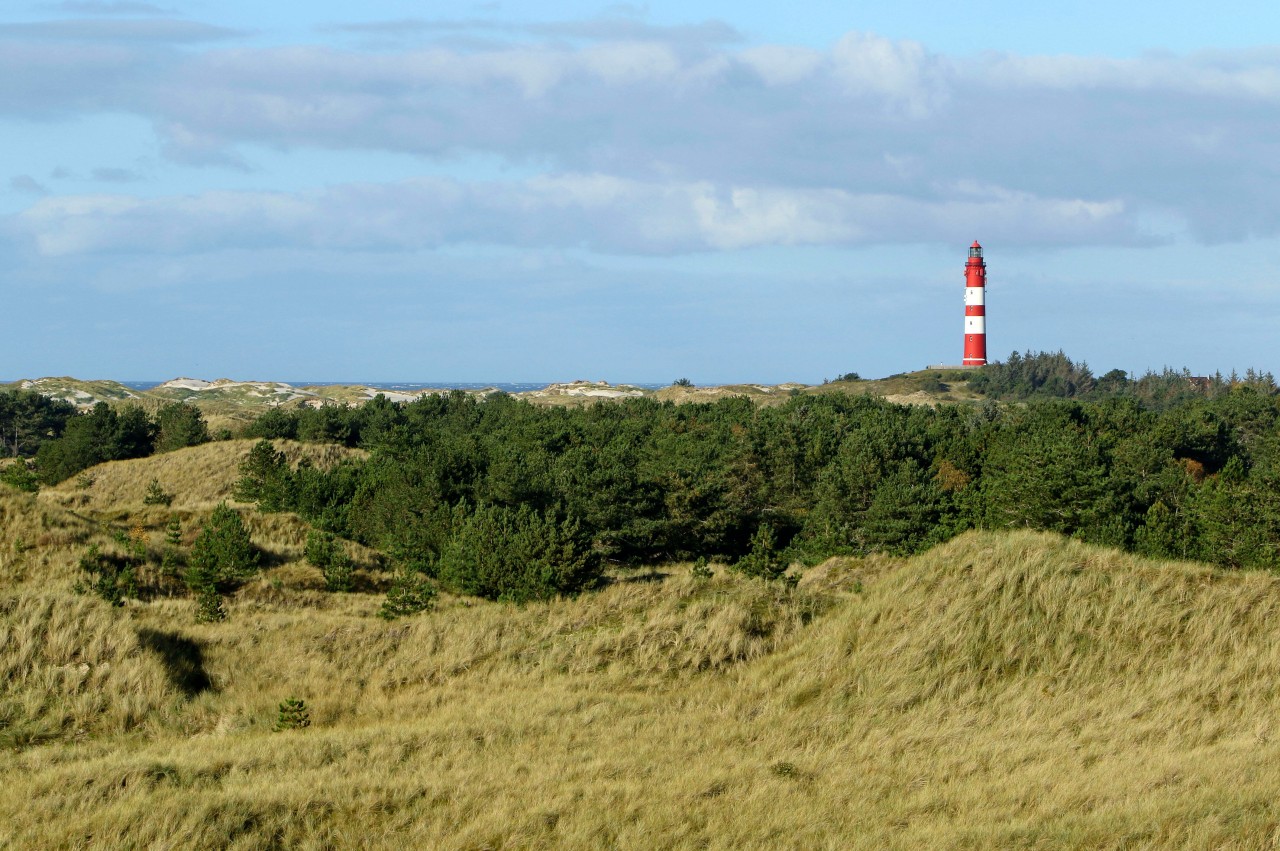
[233,374,1280,600]
[970,350,1279,408]
[0,389,77,457]
[14,400,211,484]
[6,355,1279,604]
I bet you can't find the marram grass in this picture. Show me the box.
[4,446,1280,847]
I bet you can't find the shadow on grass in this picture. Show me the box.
[137,628,214,696]
[597,569,670,588]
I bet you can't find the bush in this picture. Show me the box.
[379,566,436,619]
[0,388,76,457]
[733,524,788,581]
[186,503,258,594]
[234,439,291,510]
[75,544,137,606]
[154,402,209,453]
[306,529,354,592]
[194,586,226,623]
[1,461,39,493]
[272,698,311,731]
[304,528,336,567]
[436,503,601,603]
[160,515,184,578]
[36,402,156,485]
[143,478,174,506]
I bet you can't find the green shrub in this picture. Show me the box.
[919,376,946,393]
[0,461,39,493]
[304,528,336,567]
[273,698,311,731]
[154,402,209,453]
[186,503,258,605]
[234,439,291,510]
[194,587,226,623]
[75,544,137,606]
[379,567,436,619]
[436,503,601,603]
[35,402,155,485]
[164,515,183,548]
[142,478,173,506]
[306,529,354,592]
[323,557,354,593]
[160,515,184,578]
[733,524,788,581]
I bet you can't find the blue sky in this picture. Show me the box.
[2,1,1279,383]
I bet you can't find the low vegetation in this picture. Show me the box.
[5,519,1280,846]
[1,355,1278,845]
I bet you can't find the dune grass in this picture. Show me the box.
[39,438,364,515]
[3,445,1280,847]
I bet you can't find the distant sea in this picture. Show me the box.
[120,381,667,393]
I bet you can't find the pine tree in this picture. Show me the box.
[733,523,787,581]
[272,698,310,731]
[185,503,257,621]
[379,567,436,619]
[143,478,173,506]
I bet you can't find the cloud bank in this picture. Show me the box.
[4,20,1280,254]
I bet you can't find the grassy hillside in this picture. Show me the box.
[38,438,364,516]
[3,435,1280,851]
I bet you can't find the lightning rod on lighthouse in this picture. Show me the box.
[962,241,987,366]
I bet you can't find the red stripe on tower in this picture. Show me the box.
[962,241,987,366]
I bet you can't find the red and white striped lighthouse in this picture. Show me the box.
[962,240,987,366]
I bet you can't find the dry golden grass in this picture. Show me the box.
[39,438,364,515]
[0,592,179,749]
[1,440,372,598]
[6,447,1280,848]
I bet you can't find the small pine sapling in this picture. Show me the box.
[323,556,354,593]
[143,478,174,506]
[161,515,184,578]
[379,566,436,620]
[165,515,183,548]
[194,585,226,623]
[306,529,355,592]
[733,524,788,582]
[76,544,137,606]
[272,698,311,731]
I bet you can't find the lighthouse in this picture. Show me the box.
[962,241,987,366]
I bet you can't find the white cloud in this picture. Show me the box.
[0,24,1277,247]
[830,31,946,116]
[738,45,822,86]
[11,175,1139,258]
